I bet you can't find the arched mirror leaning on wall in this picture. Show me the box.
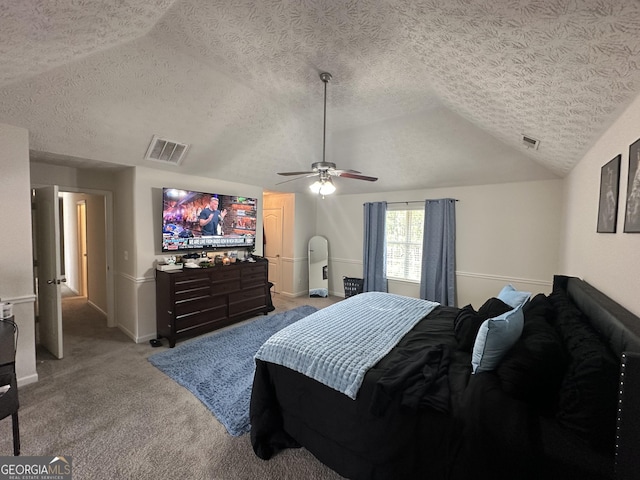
[308,235,328,297]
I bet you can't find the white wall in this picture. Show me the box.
[85,193,107,313]
[561,92,640,317]
[293,194,318,295]
[30,162,118,192]
[0,123,37,385]
[113,168,137,339]
[317,179,564,308]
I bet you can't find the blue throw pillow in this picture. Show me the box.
[497,284,531,309]
[472,304,525,373]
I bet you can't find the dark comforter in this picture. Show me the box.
[250,305,472,480]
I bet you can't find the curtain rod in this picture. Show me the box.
[385,199,459,205]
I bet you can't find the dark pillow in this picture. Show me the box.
[523,293,555,320]
[497,294,566,412]
[548,289,583,327]
[454,298,512,353]
[549,290,620,453]
[478,297,513,319]
[454,305,485,352]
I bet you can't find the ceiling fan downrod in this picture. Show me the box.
[320,72,332,165]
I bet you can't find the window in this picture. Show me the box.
[386,208,424,282]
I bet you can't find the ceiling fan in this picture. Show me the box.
[277,72,378,195]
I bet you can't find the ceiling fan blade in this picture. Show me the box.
[337,171,378,182]
[277,171,315,176]
[331,169,362,175]
[276,173,318,185]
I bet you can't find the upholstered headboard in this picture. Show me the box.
[553,275,640,357]
[553,275,640,480]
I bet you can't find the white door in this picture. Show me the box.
[263,207,283,293]
[35,186,64,359]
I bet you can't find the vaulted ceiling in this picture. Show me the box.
[2,0,640,194]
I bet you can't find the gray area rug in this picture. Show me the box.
[149,305,318,436]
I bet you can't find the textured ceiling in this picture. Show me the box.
[2,0,640,194]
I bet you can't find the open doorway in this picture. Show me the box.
[33,187,114,362]
[58,192,108,310]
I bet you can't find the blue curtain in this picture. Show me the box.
[363,202,388,292]
[420,199,456,305]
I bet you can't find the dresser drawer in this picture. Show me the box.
[174,273,211,289]
[174,284,211,302]
[228,296,267,317]
[229,285,266,303]
[174,294,226,317]
[242,270,267,287]
[173,274,211,299]
[242,263,267,275]
[209,279,241,295]
[229,286,266,316]
[211,268,241,281]
[175,306,228,332]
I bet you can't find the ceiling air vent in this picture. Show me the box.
[522,135,540,150]
[144,135,189,165]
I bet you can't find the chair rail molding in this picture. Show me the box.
[0,294,37,305]
[455,271,552,288]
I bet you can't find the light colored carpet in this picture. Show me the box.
[0,290,345,480]
[148,305,318,436]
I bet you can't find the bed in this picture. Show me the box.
[249,276,640,479]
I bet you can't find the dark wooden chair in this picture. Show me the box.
[0,316,20,455]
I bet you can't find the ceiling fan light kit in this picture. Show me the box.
[277,72,377,196]
[309,177,336,196]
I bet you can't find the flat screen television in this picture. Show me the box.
[161,187,257,252]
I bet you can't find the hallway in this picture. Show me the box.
[35,286,118,381]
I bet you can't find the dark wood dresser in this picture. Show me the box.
[155,258,269,347]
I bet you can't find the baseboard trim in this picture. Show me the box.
[17,372,39,387]
[87,300,107,317]
[277,290,308,298]
[136,333,157,344]
[117,324,136,343]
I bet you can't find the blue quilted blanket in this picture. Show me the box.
[255,292,439,399]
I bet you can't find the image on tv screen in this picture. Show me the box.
[162,188,257,252]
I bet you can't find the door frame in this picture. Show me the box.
[33,184,115,329]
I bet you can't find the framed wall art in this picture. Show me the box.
[624,138,640,233]
[597,155,621,233]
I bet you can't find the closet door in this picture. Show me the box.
[263,207,282,293]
